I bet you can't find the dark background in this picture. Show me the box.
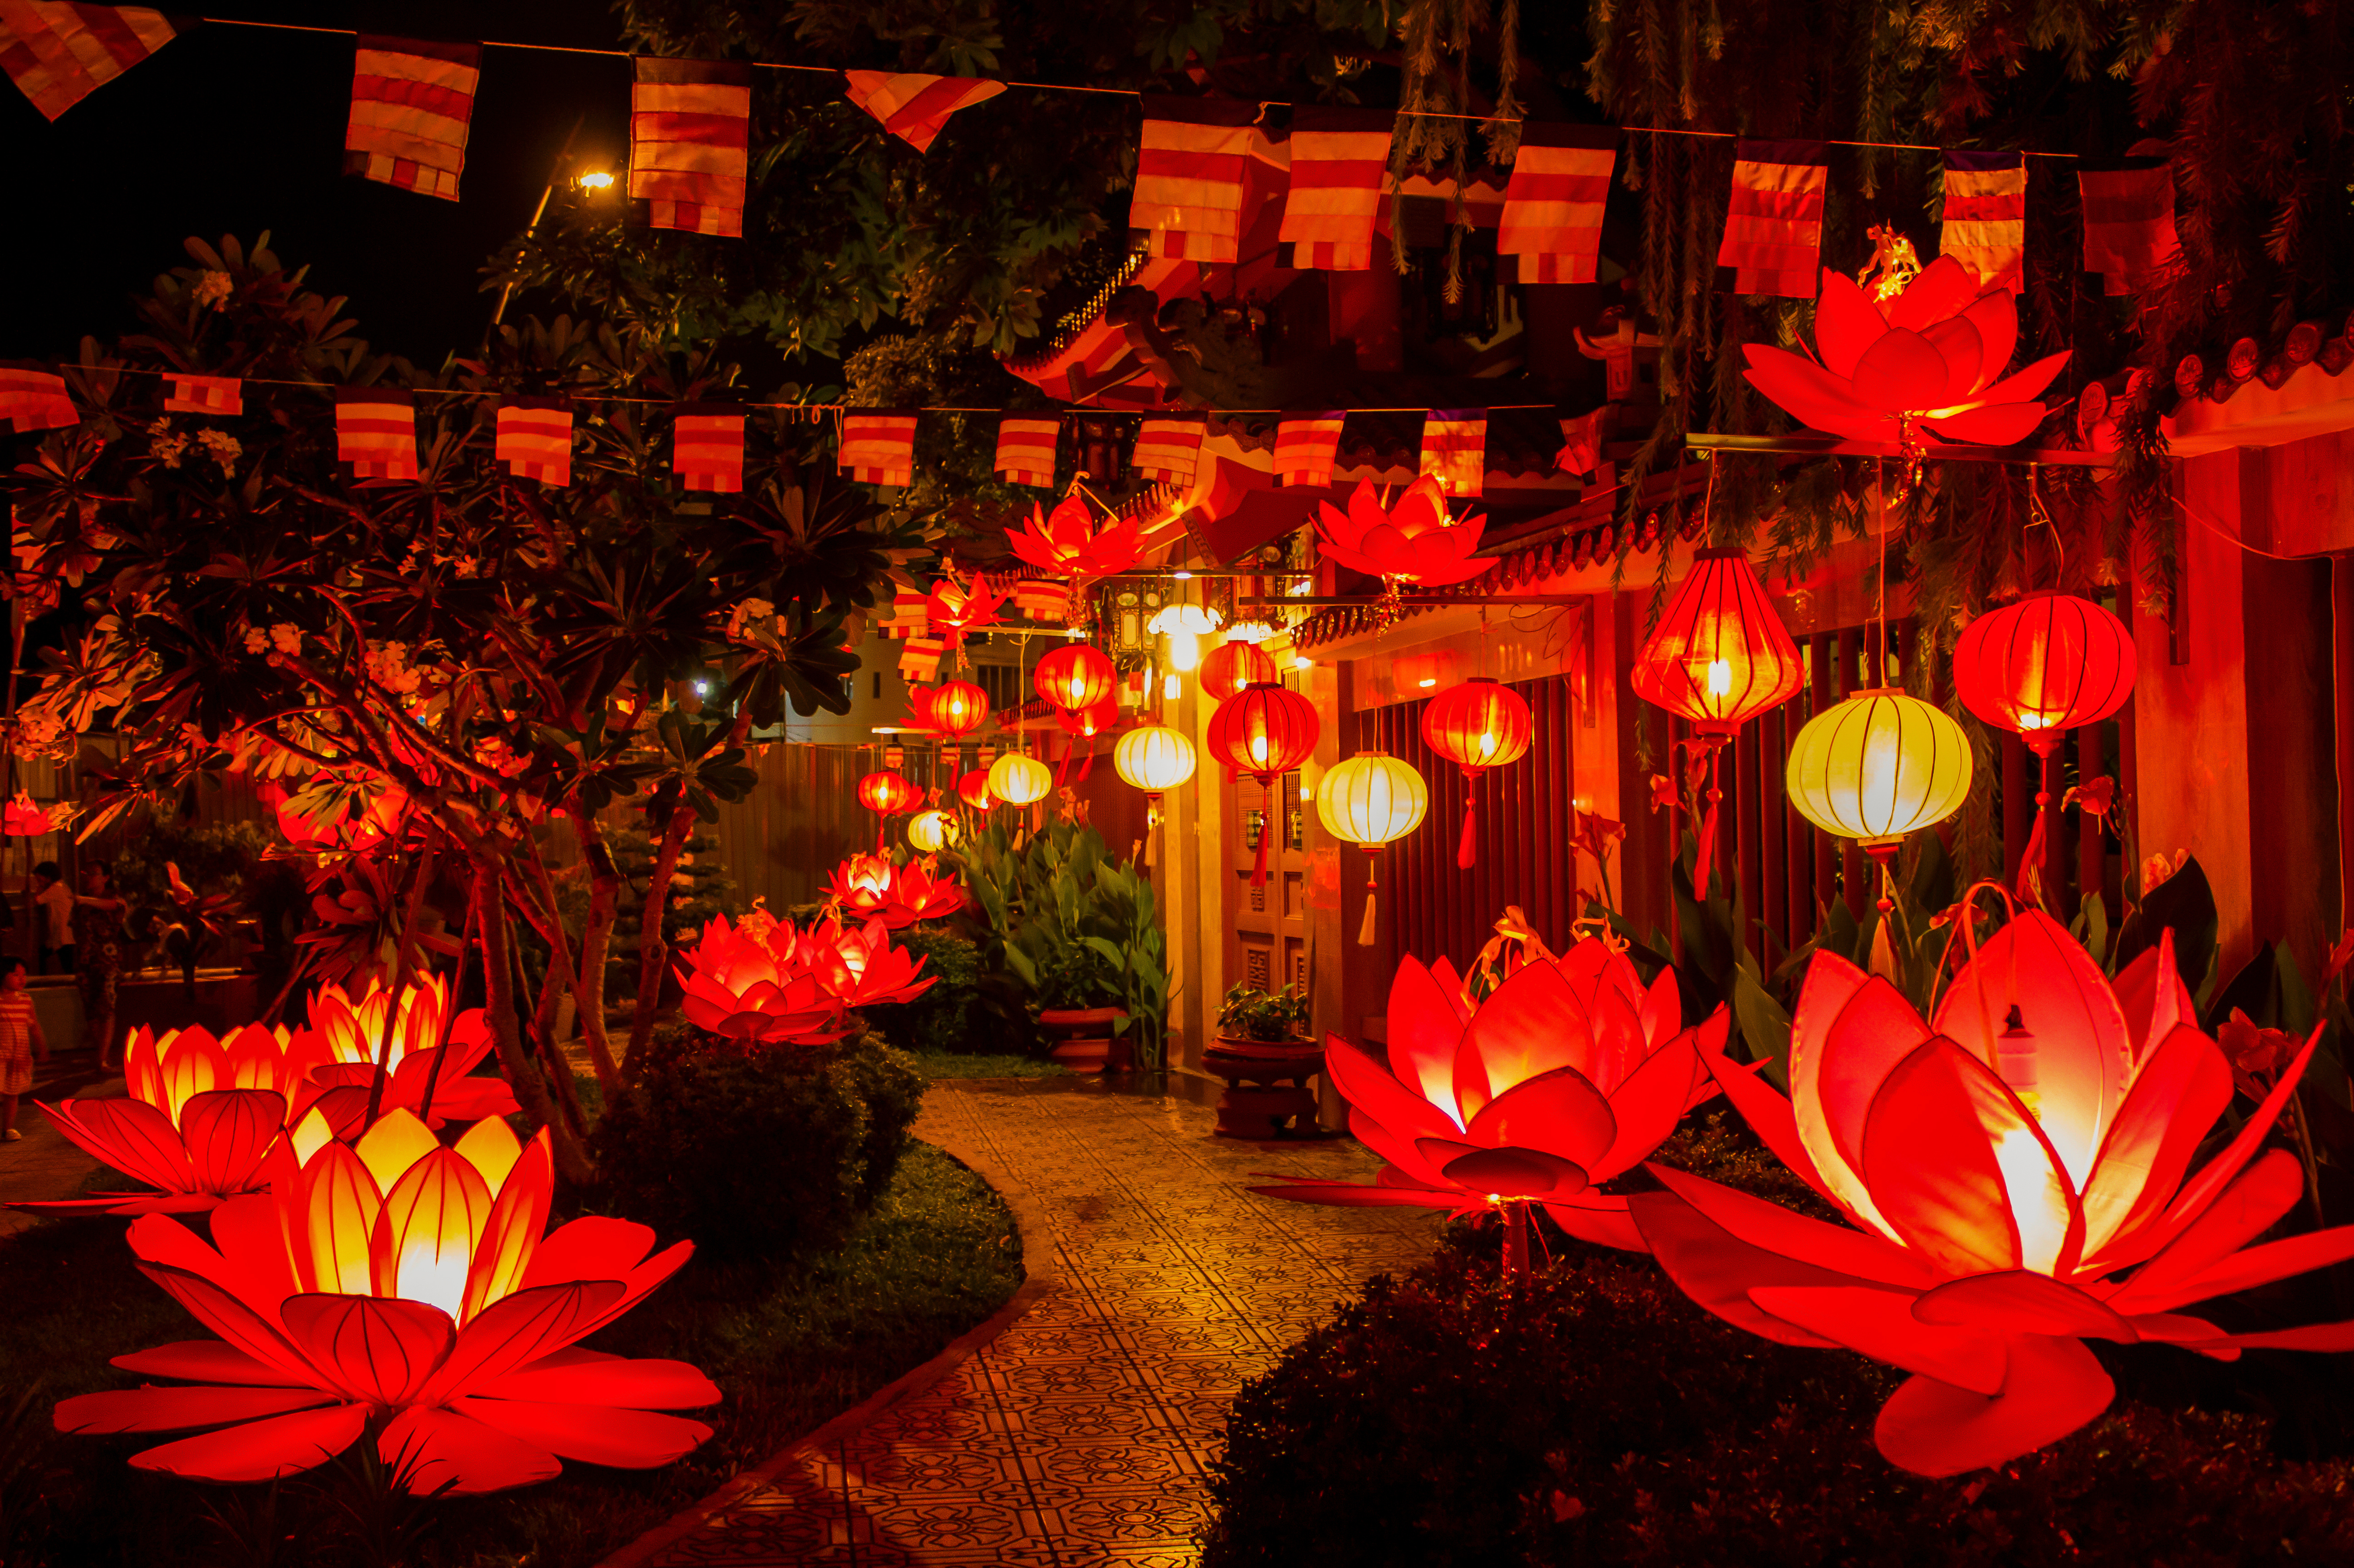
[0,2,629,363]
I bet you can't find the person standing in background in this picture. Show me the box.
[32,861,72,975]
[73,863,125,1071]
[0,957,48,1141]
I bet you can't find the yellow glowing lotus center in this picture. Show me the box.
[1994,1124,2069,1275]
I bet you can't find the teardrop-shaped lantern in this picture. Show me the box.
[1200,639,1279,703]
[1787,688,1973,903]
[1034,643,1116,712]
[987,750,1053,807]
[1631,547,1803,891]
[1114,724,1197,862]
[1207,682,1320,886]
[1316,751,1429,946]
[1420,678,1534,869]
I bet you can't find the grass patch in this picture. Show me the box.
[5,1139,1022,1567]
[905,1049,1071,1080]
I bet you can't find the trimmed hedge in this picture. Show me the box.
[593,1026,923,1263]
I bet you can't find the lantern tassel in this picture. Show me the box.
[1458,780,1479,869]
[1358,852,1380,946]
[1055,735,1071,787]
[1076,744,1093,784]
[1250,778,1272,886]
[1691,741,1724,896]
[2016,747,2057,906]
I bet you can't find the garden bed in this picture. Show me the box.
[2,1140,1022,1567]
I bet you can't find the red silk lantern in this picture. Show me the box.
[1954,591,2136,904]
[1420,678,1534,868]
[1630,547,1803,892]
[928,679,990,737]
[1207,682,1320,886]
[1034,643,1115,712]
[957,768,996,811]
[1053,695,1118,784]
[856,770,919,850]
[1200,639,1278,703]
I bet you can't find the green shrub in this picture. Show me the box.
[865,924,982,1055]
[1205,1224,2354,1568]
[593,1027,923,1263]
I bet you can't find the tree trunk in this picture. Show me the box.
[568,806,625,1092]
[474,858,594,1184]
[526,921,590,1144]
[624,803,696,1076]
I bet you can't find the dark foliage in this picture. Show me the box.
[862,923,988,1056]
[594,1026,923,1262]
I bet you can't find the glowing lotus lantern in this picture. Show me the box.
[956,768,997,810]
[925,679,990,739]
[987,749,1053,807]
[1786,688,1972,904]
[1256,937,1721,1258]
[291,973,523,1133]
[1034,643,1115,713]
[55,1110,718,1492]
[1631,548,1803,891]
[1954,593,2137,902]
[799,914,936,1008]
[2,790,55,836]
[1635,913,2354,1477]
[1313,478,1495,619]
[675,910,851,1046]
[1420,678,1533,868]
[1200,639,1278,703]
[904,807,959,853]
[1315,752,1428,945]
[821,853,970,929]
[1741,255,2069,446]
[1207,682,1320,886]
[924,576,1004,651]
[1006,495,1141,578]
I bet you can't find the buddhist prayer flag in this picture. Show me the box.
[883,588,929,639]
[1941,151,2026,293]
[0,369,73,432]
[673,405,744,493]
[1497,124,1617,285]
[898,635,945,683]
[1132,416,1204,485]
[995,416,1060,487]
[495,397,572,486]
[1717,139,1828,298]
[1274,415,1344,488]
[344,35,480,202]
[631,57,752,237]
[0,3,178,120]
[162,373,240,415]
[1556,408,1606,478]
[1132,96,1263,263]
[333,387,417,483]
[1011,578,1070,623]
[1419,410,1487,497]
[841,70,1004,153]
[2079,161,2179,296]
[1279,106,1391,271]
[839,411,918,487]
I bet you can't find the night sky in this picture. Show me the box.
[0,2,629,365]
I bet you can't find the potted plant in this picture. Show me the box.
[1205,982,1323,1139]
[1215,982,1310,1047]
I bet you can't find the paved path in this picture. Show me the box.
[620,1075,1440,1568]
[0,1051,111,1237]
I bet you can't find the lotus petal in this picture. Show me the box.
[1851,329,1952,415]
[208,1193,301,1308]
[1628,1185,1875,1349]
[2110,928,2194,1061]
[1464,1066,1616,1169]
[1809,972,1935,1228]
[281,1295,454,1408]
[1346,1107,1453,1189]
[1919,403,2050,446]
[43,1097,194,1193]
[2130,1223,2354,1313]
[1859,1042,2042,1277]
[1590,1035,1704,1181]
[1454,959,1590,1116]
[1873,1334,2114,1476]
[379,1405,562,1496]
[417,1281,625,1407]
[1324,1036,1456,1157]
[1647,1163,1935,1289]
[1911,1271,2135,1340]
[1383,959,1471,1120]
[1971,348,2070,407]
[2140,1030,2323,1257]
[1750,1285,2006,1395]
[1814,270,1890,379]
[1742,346,1883,440]
[178,1089,286,1195]
[130,1262,314,1388]
[114,1341,309,1387]
[2106,1150,2308,1313]
[1955,291,2017,394]
[1887,256,1982,335]
[1540,1192,1647,1252]
[125,1402,370,1485]
[56,1384,337,1436]
[2190,1320,2354,1354]
[1919,314,1984,399]
[1431,1143,1587,1198]
[2075,1026,2232,1268]
[1703,1053,1846,1208]
[478,1352,721,1409]
[451,1397,714,1470]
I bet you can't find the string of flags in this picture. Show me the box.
[0,7,2181,288]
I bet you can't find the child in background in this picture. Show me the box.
[0,957,48,1141]
[32,861,72,974]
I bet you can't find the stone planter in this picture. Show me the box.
[1201,1035,1325,1138]
[1039,1006,1128,1077]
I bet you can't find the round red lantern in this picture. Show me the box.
[1053,694,1120,784]
[857,770,920,850]
[1200,639,1278,703]
[1207,682,1320,886]
[1629,547,1803,893]
[928,679,990,738]
[1954,591,2136,906]
[1421,678,1534,868]
[957,768,997,811]
[1034,643,1115,712]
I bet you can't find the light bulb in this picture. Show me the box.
[576,171,615,190]
[1067,676,1086,705]
[1706,658,1733,696]
[1171,631,1200,671]
[1417,677,1436,688]
[1250,736,1269,766]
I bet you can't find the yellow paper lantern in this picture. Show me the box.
[905,808,959,853]
[1786,688,1972,883]
[1316,751,1429,946]
[987,750,1053,807]
[1114,725,1197,860]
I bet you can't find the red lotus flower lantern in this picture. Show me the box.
[956,768,996,810]
[821,853,970,929]
[1631,548,1804,892]
[676,910,852,1046]
[924,576,1004,652]
[1314,477,1496,591]
[56,1111,717,1492]
[1256,937,1720,1267]
[1207,682,1320,885]
[1006,495,1141,578]
[1034,643,1115,714]
[1635,912,2354,1477]
[2,790,54,836]
[1741,255,2069,447]
[1420,678,1534,868]
[799,914,936,1008]
[1200,639,1278,703]
[925,679,990,739]
[289,974,521,1134]
[1954,592,2136,902]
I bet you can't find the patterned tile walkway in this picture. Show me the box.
[616,1076,1440,1567]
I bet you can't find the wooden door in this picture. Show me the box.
[1223,766,1311,1010]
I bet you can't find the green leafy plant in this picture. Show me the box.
[1216,982,1309,1043]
